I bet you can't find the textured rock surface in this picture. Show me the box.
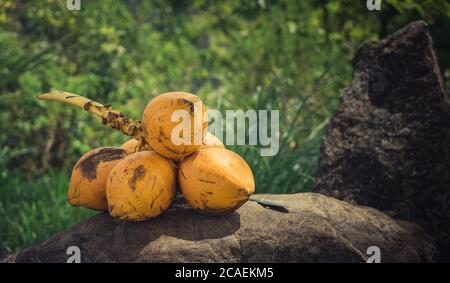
[313,21,450,260]
[12,193,434,263]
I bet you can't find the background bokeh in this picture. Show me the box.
[0,0,449,254]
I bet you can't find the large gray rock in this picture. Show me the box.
[12,193,434,263]
[313,21,450,260]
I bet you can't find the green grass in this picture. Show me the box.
[0,148,96,254]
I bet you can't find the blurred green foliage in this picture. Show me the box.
[0,0,448,254]
[0,147,95,253]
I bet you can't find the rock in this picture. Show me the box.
[13,193,434,263]
[313,21,450,260]
[0,253,16,263]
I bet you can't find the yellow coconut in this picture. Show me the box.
[106,151,176,221]
[120,139,141,154]
[67,147,127,211]
[142,92,208,159]
[120,138,154,155]
[179,147,255,216]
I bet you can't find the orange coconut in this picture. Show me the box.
[106,151,176,221]
[142,92,208,159]
[67,147,126,211]
[179,147,255,216]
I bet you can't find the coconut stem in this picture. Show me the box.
[37,90,147,146]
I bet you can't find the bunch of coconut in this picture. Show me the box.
[37,91,255,221]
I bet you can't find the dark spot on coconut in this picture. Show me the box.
[159,127,165,139]
[71,184,79,197]
[76,147,126,181]
[65,95,77,99]
[150,188,164,209]
[199,178,216,184]
[180,168,187,180]
[177,98,195,113]
[127,200,137,211]
[151,176,156,190]
[162,144,179,154]
[129,165,146,192]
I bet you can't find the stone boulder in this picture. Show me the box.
[12,194,434,263]
[313,21,450,260]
